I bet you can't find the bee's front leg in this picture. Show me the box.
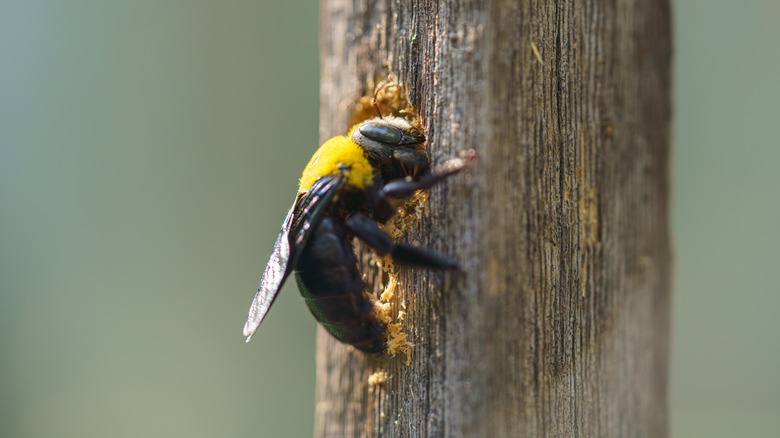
[383,150,476,199]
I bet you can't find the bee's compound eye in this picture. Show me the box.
[359,123,403,145]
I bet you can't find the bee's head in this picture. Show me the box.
[350,117,425,153]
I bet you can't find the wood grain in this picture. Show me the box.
[316,0,671,436]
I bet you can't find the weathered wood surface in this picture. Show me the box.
[316,0,671,436]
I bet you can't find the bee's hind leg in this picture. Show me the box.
[345,213,459,270]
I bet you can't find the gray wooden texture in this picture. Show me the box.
[316,0,671,436]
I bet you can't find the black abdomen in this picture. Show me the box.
[294,216,386,353]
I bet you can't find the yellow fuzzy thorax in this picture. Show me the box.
[298,135,374,193]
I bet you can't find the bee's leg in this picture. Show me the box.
[383,150,475,199]
[345,213,459,270]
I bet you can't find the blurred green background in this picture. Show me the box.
[0,1,777,437]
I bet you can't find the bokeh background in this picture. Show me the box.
[1,1,778,436]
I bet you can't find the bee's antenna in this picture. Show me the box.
[372,78,391,120]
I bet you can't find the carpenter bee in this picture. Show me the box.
[243,90,472,353]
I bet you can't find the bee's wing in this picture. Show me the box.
[242,175,344,342]
[242,202,296,342]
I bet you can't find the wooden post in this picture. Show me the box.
[316,0,671,436]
